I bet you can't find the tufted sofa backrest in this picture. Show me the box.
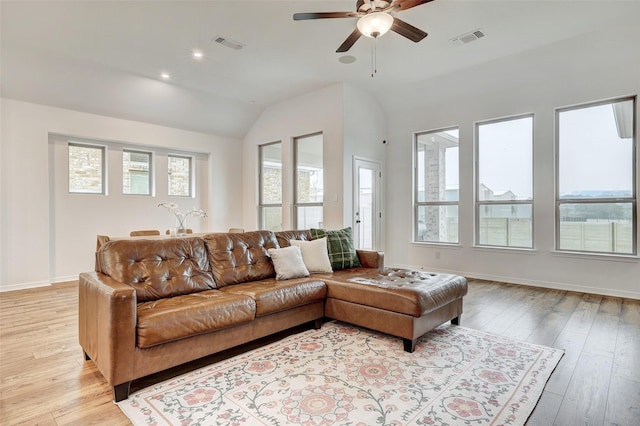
[204,230,278,287]
[273,229,312,248]
[96,238,216,302]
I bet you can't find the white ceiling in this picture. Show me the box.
[2,0,639,138]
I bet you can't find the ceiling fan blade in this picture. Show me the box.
[293,12,358,21]
[391,17,428,42]
[336,28,362,53]
[390,0,435,12]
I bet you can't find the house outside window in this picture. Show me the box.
[68,142,105,194]
[294,133,323,229]
[123,149,152,195]
[556,96,636,255]
[168,154,192,197]
[259,142,283,231]
[414,127,459,243]
[476,114,534,248]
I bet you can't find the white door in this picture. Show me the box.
[353,158,382,250]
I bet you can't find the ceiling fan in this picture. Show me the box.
[294,0,434,53]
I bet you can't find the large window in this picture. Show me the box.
[414,127,459,243]
[294,133,323,229]
[68,142,105,194]
[259,142,282,231]
[168,154,192,197]
[123,149,152,195]
[476,115,533,248]
[556,97,636,255]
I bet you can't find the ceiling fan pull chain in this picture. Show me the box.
[371,38,378,78]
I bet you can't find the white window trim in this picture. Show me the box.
[474,113,535,249]
[293,132,324,230]
[258,141,283,230]
[167,153,194,198]
[554,95,637,256]
[122,148,154,196]
[68,141,107,195]
[413,126,460,244]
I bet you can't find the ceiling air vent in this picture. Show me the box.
[213,35,245,50]
[450,29,486,46]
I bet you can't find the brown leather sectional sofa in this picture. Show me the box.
[79,230,467,402]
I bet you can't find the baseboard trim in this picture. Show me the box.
[0,275,78,293]
[391,263,640,300]
[51,275,78,284]
[0,280,51,293]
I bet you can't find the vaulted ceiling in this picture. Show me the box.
[2,1,638,138]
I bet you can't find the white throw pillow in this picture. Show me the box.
[290,238,333,273]
[268,246,310,280]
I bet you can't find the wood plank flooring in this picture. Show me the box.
[1,279,638,425]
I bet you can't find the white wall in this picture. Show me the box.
[242,84,345,231]
[0,99,242,291]
[383,27,640,299]
[342,84,387,247]
[242,83,387,236]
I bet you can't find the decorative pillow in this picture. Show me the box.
[267,246,310,280]
[290,238,333,273]
[310,227,361,271]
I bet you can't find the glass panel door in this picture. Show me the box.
[354,158,381,250]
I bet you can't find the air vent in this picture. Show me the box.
[450,29,486,46]
[213,35,245,50]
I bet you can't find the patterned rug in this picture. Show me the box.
[118,321,563,425]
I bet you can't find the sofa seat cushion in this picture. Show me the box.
[221,278,327,317]
[97,238,216,302]
[136,290,255,348]
[321,268,468,317]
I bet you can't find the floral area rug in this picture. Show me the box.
[117,321,563,425]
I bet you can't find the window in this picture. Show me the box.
[414,127,459,243]
[168,155,192,197]
[476,115,533,248]
[123,149,152,195]
[259,142,282,231]
[294,133,323,229]
[556,97,636,255]
[68,142,105,194]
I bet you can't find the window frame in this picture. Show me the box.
[167,154,193,197]
[68,141,106,195]
[122,148,153,196]
[413,126,460,244]
[554,95,637,256]
[474,113,535,249]
[293,132,324,230]
[258,141,283,231]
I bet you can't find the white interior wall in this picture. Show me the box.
[383,28,640,299]
[48,135,211,281]
[242,84,345,231]
[242,83,388,237]
[0,99,242,291]
[342,84,387,247]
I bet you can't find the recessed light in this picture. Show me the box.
[160,72,171,80]
[192,49,204,60]
[338,55,356,64]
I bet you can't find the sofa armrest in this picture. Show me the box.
[78,271,136,387]
[356,250,384,269]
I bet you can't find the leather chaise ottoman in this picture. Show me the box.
[322,268,468,352]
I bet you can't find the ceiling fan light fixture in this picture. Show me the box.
[357,12,393,38]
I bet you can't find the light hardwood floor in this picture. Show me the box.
[1,279,638,425]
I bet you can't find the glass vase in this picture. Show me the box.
[175,215,187,236]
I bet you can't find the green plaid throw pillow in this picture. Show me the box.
[310,227,361,271]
